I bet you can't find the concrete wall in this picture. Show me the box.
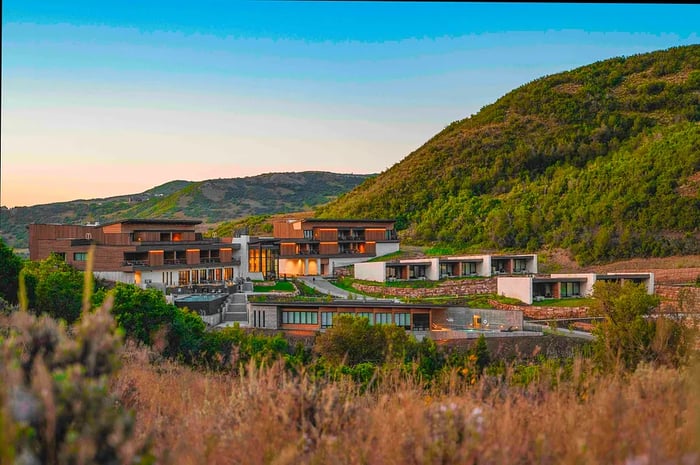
[248,304,279,329]
[445,307,523,330]
[354,262,386,282]
[375,242,400,257]
[401,258,440,280]
[497,277,533,304]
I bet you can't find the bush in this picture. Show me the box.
[0,300,153,464]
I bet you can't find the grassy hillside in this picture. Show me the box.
[317,45,700,264]
[1,171,370,248]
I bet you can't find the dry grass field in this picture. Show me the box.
[112,344,700,465]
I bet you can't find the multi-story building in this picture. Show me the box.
[272,218,399,277]
[28,219,241,287]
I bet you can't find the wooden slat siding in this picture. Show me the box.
[148,250,164,266]
[319,243,339,254]
[316,229,338,241]
[34,239,137,270]
[220,248,233,263]
[365,242,376,255]
[118,222,199,233]
[280,243,297,255]
[186,249,200,265]
[102,224,123,233]
[102,233,133,245]
[180,231,196,241]
[365,229,387,241]
[306,220,395,229]
[273,221,303,238]
[135,231,161,242]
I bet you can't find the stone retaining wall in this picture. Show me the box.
[656,285,700,313]
[488,300,590,320]
[352,278,496,299]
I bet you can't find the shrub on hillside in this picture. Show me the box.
[0,299,152,464]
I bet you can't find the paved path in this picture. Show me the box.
[297,276,384,301]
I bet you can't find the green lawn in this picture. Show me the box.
[253,281,296,293]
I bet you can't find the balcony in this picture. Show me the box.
[200,257,221,264]
[164,258,187,265]
[122,259,148,267]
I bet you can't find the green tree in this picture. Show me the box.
[22,253,87,324]
[314,314,416,366]
[473,334,491,375]
[0,239,23,304]
[589,281,691,372]
[98,284,178,347]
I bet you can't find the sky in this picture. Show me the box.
[2,2,699,208]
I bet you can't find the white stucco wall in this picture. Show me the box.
[375,242,400,257]
[354,262,387,282]
[497,277,534,304]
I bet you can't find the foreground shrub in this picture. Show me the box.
[0,299,152,464]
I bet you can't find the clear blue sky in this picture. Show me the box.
[2,1,698,207]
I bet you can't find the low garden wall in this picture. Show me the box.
[352,278,496,299]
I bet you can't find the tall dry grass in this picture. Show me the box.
[112,344,700,465]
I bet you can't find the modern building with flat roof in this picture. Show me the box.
[497,272,655,304]
[248,300,525,340]
[28,219,241,287]
[273,218,400,277]
[354,254,537,282]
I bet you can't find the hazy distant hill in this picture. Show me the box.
[1,171,370,248]
[317,45,700,264]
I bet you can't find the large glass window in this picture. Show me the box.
[357,312,373,324]
[395,313,411,329]
[375,313,392,325]
[462,262,477,275]
[178,270,190,285]
[73,252,87,261]
[560,282,581,298]
[321,312,334,328]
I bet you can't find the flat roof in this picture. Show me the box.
[100,218,202,226]
[277,218,396,224]
[252,300,446,310]
[533,277,588,283]
[387,261,432,266]
[597,273,651,280]
[439,258,484,263]
[492,254,535,260]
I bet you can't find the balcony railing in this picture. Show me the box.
[122,260,148,267]
[164,258,187,265]
[200,257,221,264]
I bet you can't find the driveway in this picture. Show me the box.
[297,276,384,301]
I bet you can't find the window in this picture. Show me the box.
[561,282,581,298]
[321,312,334,328]
[395,313,411,329]
[282,311,318,325]
[462,262,477,275]
[357,312,373,324]
[73,252,87,261]
[304,230,313,239]
[514,259,527,273]
[375,313,392,325]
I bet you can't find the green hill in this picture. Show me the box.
[1,171,370,248]
[316,45,700,264]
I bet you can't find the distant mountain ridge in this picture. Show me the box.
[317,45,700,264]
[1,171,371,248]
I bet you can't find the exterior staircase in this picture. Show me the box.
[223,293,248,324]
